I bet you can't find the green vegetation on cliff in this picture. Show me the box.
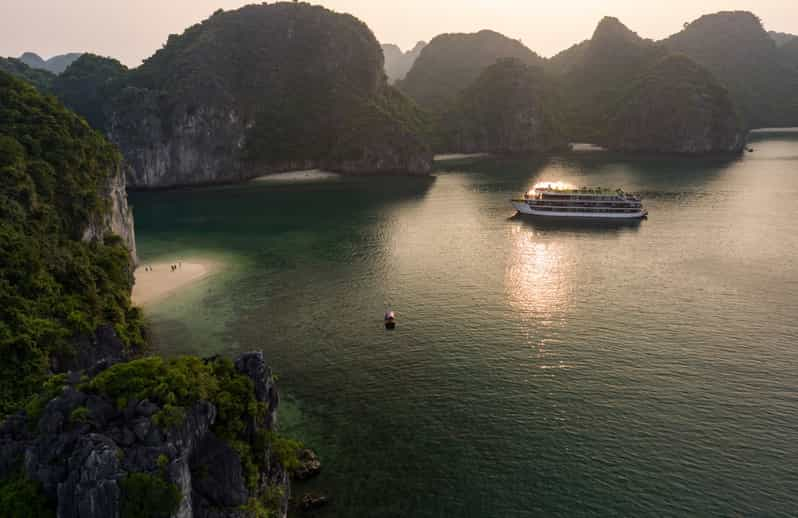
[0,58,54,92]
[120,472,181,518]
[0,472,54,518]
[52,54,128,131]
[0,72,143,416]
[399,30,543,111]
[607,54,743,153]
[83,355,298,515]
[438,58,566,153]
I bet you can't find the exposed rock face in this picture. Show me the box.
[0,353,289,518]
[398,29,544,110]
[82,160,137,263]
[382,41,426,83]
[106,2,431,188]
[606,55,746,154]
[292,449,321,481]
[109,90,247,187]
[18,52,84,75]
[439,58,568,154]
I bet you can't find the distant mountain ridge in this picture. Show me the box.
[382,41,426,83]
[769,31,796,46]
[5,6,796,165]
[17,51,83,74]
[664,11,798,128]
[0,57,55,91]
[398,30,543,110]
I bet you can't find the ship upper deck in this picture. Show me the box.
[528,187,640,202]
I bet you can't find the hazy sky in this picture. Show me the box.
[1,0,796,66]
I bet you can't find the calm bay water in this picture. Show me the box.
[130,130,798,517]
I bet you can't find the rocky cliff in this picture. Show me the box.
[382,41,426,84]
[439,58,568,154]
[606,55,745,153]
[0,352,293,518]
[104,2,431,188]
[82,161,137,264]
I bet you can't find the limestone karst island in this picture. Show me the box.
[1,2,797,517]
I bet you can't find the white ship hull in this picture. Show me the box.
[512,201,647,219]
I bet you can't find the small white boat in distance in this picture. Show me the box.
[512,185,648,220]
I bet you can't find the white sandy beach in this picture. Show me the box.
[253,169,341,182]
[131,259,221,306]
[433,153,490,162]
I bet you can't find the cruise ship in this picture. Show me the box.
[512,184,648,219]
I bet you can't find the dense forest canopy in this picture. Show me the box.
[51,54,128,131]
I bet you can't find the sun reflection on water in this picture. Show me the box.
[505,225,573,323]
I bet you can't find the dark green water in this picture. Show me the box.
[131,130,798,517]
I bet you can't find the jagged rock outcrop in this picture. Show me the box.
[439,58,568,154]
[82,161,137,263]
[382,41,426,83]
[606,55,745,153]
[1,352,290,518]
[105,2,431,188]
[18,52,83,75]
[398,29,544,110]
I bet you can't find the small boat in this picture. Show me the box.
[384,310,396,330]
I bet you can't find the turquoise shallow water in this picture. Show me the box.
[131,131,798,517]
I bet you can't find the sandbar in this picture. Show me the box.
[132,259,221,306]
[253,169,341,182]
[434,153,490,162]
